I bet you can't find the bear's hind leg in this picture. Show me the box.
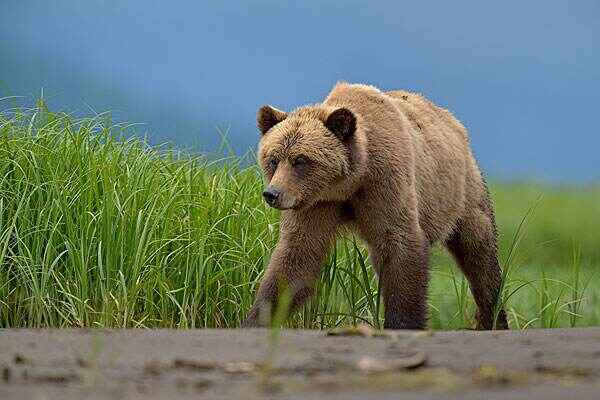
[445,205,509,330]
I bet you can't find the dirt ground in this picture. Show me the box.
[1,327,600,399]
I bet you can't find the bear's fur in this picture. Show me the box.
[244,82,508,330]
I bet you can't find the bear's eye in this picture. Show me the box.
[267,158,278,171]
[292,156,307,167]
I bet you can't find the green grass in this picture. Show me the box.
[1,103,599,329]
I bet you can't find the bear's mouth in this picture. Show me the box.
[268,203,297,211]
[265,199,305,211]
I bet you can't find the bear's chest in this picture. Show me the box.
[339,201,356,222]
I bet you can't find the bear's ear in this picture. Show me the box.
[325,108,356,141]
[257,105,287,135]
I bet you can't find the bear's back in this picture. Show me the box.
[386,90,469,145]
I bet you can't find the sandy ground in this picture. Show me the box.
[1,328,600,399]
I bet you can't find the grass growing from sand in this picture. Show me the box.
[1,103,599,329]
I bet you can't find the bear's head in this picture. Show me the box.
[256,104,361,210]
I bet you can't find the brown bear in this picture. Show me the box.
[243,82,509,330]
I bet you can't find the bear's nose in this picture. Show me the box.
[262,187,281,205]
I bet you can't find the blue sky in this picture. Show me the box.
[1,1,599,182]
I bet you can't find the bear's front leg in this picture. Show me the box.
[373,234,430,330]
[242,205,339,327]
[358,219,431,330]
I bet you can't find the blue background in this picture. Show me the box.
[1,1,599,182]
